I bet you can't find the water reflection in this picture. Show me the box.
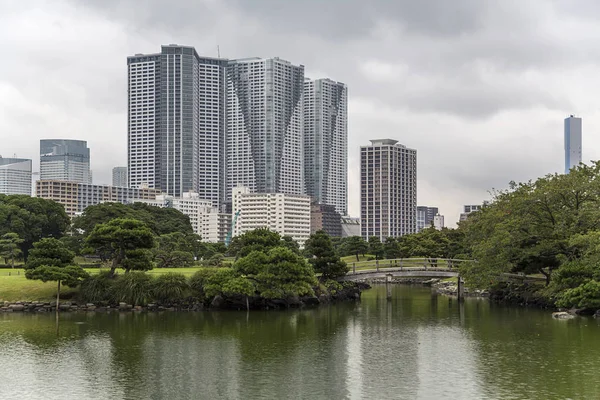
[1,286,599,399]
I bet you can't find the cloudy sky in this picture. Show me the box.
[1,0,598,225]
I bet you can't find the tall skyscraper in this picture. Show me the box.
[417,206,439,231]
[226,57,305,201]
[565,115,582,174]
[40,139,91,184]
[0,157,32,195]
[112,166,128,187]
[303,78,348,215]
[127,45,227,205]
[361,139,417,240]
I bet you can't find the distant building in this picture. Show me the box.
[0,157,32,196]
[433,214,445,230]
[36,180,160,217]
[564,115,582,174]
[303,78,348,215]
[459,204,483,222]
[417,206,439,231]
[134,192,231,242]
[40,139,92,184]
[341,216,361,237]
[310,203,342,237]
[112,167,128,187]
[232,186,311,247]
[361,139,417,240]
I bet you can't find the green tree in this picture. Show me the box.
[383,237,404,259]
[154,232,194,268]
[368,236,385,260]
[24,238,88,310]
[344,236,368,262]
[229,228,282,259]
[234,247,317,298]
[85,218,156,276]
[281,235,300,255]
[0,195,70,259]
[0,232,23,268]
[305,230,349,279]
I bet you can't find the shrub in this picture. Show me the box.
[112,272,154,306]
[189,268,220,300]
[202,253,224,267]
[556,280,600,310]
[152,272,189,304]
[79,270,114,303]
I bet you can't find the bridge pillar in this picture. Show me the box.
[457,276,465,301]
[376,260,379,272]
[386,274,393,300]
[353,263,356,274]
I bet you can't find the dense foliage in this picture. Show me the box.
[305,230,348,279]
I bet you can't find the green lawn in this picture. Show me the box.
[0,267,211,303]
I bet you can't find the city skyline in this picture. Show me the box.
[3,1,597,225]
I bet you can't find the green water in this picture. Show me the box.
[1,285,599,400]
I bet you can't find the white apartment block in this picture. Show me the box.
[112,166,128,187]
[0,157,32,196]
[303,78,348,215]
[226,58,305,201]
[232,186,311,247]
[433,214,445,230]
[135,192,231,243]
[361,139,417,240]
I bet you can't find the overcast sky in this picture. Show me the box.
[1,0,599,225]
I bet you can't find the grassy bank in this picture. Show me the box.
[0,267,212,302]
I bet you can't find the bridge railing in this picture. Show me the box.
[346,258,475,275]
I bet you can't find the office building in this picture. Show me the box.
[361,139,417,240]
[459,204,483,222]
[304,78,348,215]
[232,186,311,247]
[416,206,439,231]
[36,180,160,217]
[565,115,582,174]
[310,203,342,237]
[0,157,32,196]
[433,214,445,230]
[341,216,361,237]
[127,45,227,206]
[112,167,128,187]
[40,139,92,184]
[134,192,231,242]
[226,58,305,201]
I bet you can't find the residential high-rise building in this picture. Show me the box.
[310,202,342,237]
[0,157,32,196]
[40,139,91,184]
[226,58,305,201]
[232,186,311,247]
[360,139,417,240]
[416,206,439,231]
[433,214,445,230]
[303,78,348,215]
[112,166,128,187]
[127,45,227,206]
[565,115,582,174]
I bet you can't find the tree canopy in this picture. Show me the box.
[305,230,348,279]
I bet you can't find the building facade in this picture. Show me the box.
[565,115,582,174]
[127,45,227,206]
[341,216,361,237]
[36,180,160,217]
[40,139,91,184]
[361,139,417,240]
[416,206,439,231]
[226,58,305,201]
[303,78,348,215]
[0,157,32,196]
[112,166,128,187]
[232,186,311,247]
[433,214,445,230]
[310,203,342,237]
[134,192,231,242]
[459,204,483,222]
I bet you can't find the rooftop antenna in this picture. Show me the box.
[217,45,220,58]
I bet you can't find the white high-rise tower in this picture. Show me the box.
[303,78,348,215]
[564,115,582,174]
